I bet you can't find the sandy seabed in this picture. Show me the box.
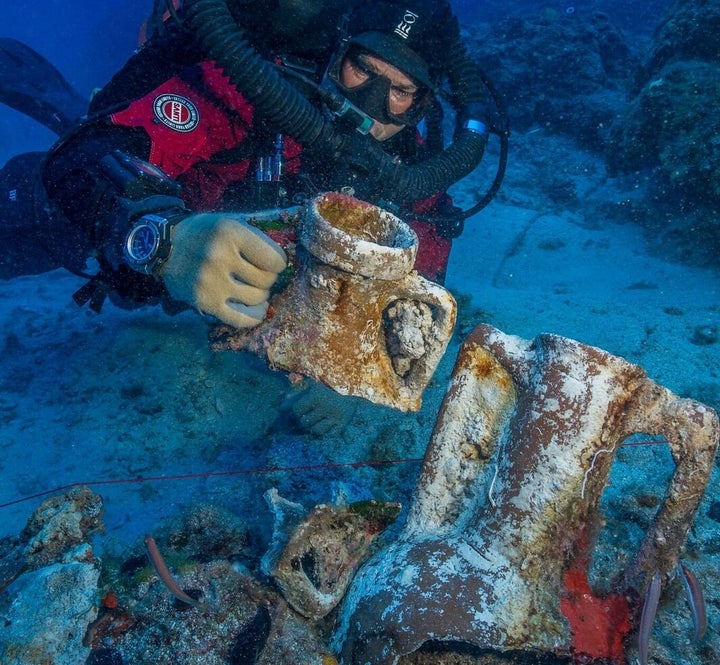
[1,131,719,663]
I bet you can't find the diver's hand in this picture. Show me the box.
[282,383,360,438]
[158,212,287,329]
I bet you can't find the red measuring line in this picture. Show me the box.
[0,437,669,511]
[0,458,423,509]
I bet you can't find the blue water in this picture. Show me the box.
[1,2,718,663]
[453,0,671,30]
[0,0,671,158]
[1,2,144,153]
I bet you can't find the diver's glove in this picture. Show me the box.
[158,212,287,329]
[280,382,361,438]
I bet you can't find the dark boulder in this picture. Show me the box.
[467,9,635,150]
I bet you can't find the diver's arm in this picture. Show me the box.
[43,127,148,247]
[41,122,287,326]
[41,124,187,306]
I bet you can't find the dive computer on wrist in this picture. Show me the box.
[123,211,185,275]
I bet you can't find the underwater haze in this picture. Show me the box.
[453,0,673,34]
[1,1,150,163]
[1,1,719,664]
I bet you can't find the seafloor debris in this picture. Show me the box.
[262,488,401,620]
[384,300,434,377]
[334,323,719,665]
[22,485,104,570]
[90,556,334,665]
[0,485,104,594]
[2,323,717,664]
[210,193,457,412]
[82,501,340,665]
[0,487,104,664]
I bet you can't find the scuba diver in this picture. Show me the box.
[0,0,509,330]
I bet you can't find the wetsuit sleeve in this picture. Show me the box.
[38,28,203,309]
[41,122,187,308]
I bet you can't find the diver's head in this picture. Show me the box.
[329,0,456,139]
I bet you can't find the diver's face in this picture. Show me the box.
[340,52,419,141]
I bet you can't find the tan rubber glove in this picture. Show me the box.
[159,212,287,329]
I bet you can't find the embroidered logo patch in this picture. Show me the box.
[153,94,199,132]
[394,10,419,40]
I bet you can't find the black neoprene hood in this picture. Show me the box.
[346,0,455,89]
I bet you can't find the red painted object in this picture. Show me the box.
[560,565,633,663]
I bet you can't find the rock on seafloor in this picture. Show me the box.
[0,549,100,664]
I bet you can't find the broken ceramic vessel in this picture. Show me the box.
[334,324,719,664]
[211,193,456,412]
[261,489,401,621]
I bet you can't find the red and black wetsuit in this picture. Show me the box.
[40,30,454,310]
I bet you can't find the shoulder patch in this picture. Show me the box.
[153,94,199,132]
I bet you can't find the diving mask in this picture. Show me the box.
[328,46,433,127]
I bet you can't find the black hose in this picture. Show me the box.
[164,0,182,27]
[423,99,445,155]
[380,130,488,201]
[183,0,329,144]
[445,32,485,108]
[183,0,490,202]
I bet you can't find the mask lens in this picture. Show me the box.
[331,48,431,126]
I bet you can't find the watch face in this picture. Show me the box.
[126,223,160,263]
